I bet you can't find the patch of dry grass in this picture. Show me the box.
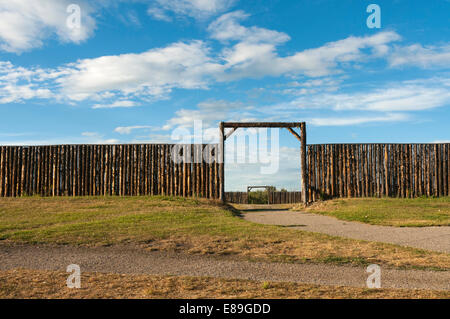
[300,197,450,227]
[142,234,450,270]
[0,196,449,270]
[1,269,448,299]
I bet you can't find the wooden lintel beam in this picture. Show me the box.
[286,127,302,142]
[223,122,304,128]
[247,186,273,190]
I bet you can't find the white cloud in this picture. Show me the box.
[0,8,405,106]
[389,43,450,68]
[92,100,140,109]
[81,131,98,137]
[117,9,142,27]
[280,77,344,95]
[0,0,97,53]
[208,10,290,44]
[0,132,33,137]
[0,8,445,113]
[245,32,400,77]
[281,77,450,112]
[46,13,400,105]
[309,113,409,126]
[209,12,401,80]
[57,40,222,101]
[131,133,173,144]
[0,61,55,103]
[114,125,154,134]
[0,82,53,104]
[163,99,251,129]
[147,6,172,22]
[238,76,450,127]
[80,131,119,144]
[148,0,236,20]
[0,132,119,146]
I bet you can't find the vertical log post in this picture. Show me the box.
[300,123,308,204]
[384,145,389,197]
[219,122,225,202]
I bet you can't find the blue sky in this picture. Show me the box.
[0,0,449,191]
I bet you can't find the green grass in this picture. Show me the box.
[0,196,449,270]
[303,197,450,227]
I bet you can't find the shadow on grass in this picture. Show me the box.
[240,208,291,212]
[275,224,307,228]
[221,202,291,216]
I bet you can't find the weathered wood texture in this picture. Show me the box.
[0,144,221,199]
[269,191,302,204]
[225,191,302,204]
[224,192,248,204]
[307,143,450,199]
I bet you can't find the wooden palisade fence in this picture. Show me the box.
[269,191,302,204]
[225,191,302,204]
[0,144,222,199]
[1,142,449,202]
[225,192,248,204]
[307,143,450,201]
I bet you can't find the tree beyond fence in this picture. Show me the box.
[307,143,450,201]
[0,144,221,198]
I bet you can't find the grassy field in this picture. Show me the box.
[303,197,450,227]
[0,196,449,270]
[1,269,448,299]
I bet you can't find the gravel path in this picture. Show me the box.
[1,244,449,290]
[242,210,450,253]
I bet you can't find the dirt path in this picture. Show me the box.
[1,244,449,291]
[242,210,450,253]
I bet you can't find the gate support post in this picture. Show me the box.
[300,123,308,204]
[219,122,225,202]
